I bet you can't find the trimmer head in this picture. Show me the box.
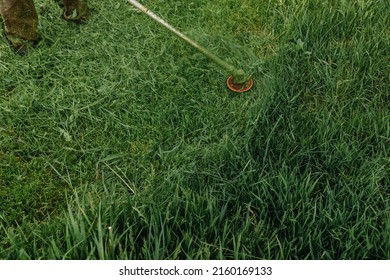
[226,76,254,93]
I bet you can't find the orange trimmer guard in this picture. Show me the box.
[226,76,254,93]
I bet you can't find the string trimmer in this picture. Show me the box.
[128,0,254,92]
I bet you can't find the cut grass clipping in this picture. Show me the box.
[0,0,389,259]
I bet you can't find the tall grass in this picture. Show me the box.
[1,0,389,259]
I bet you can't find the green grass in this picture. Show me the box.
[0,0,389,259]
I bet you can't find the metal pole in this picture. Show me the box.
[128,0,250,84]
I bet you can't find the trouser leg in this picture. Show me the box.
[0,0,39,41]
[62,0,88,22]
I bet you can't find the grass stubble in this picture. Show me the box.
[0,0,389,259]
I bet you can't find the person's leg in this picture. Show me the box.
[62,0,88,22]
[0,0,39,53]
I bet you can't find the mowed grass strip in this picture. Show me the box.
[0,0,389,259]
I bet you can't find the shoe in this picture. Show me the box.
[62,1,89,24]
[5,33,40,55]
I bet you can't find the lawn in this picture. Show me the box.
[0,0,389,259]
